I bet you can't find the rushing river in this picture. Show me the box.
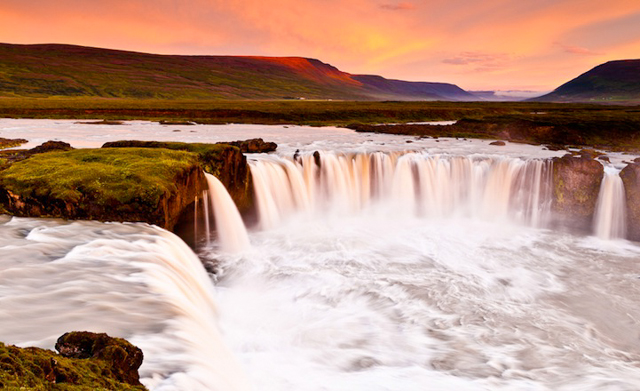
[1,119,640,390]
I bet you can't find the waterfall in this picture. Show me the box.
[249,151,553,229]
[0,219,251,391]
[593,169,627,240]
[204,173,251,253]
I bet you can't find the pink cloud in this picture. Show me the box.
[380,2,415,11]
[555,42,603,55]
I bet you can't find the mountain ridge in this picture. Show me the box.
[534,59,640,103]
[0,43,475,101]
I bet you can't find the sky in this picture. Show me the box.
[1,0,640,92]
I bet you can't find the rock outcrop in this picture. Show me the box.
[216,138,278,153]
[0,148,205,230]
[551,154,604,232]
[0,137,28,150]
[620,160,640,241]
[0,332,146,390]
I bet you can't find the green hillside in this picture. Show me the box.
[535,60,640,103]
[0,43,474,101]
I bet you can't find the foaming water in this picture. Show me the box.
[210,209,640,390]
[0,217,249,391]
[594,168,627,240]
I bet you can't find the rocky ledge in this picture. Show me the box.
[0,332,146,390]
[620,158,640,241]
[551,153,604,233]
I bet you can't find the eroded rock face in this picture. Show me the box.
[620,161,640,241]
[552,154,604,233]
[55,332,143,386]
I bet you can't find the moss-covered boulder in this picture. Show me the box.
[216,138,277,153]
[0,332,146,390]
[552,154,604,232]
[0,148,204,229]
[620,160,640,241]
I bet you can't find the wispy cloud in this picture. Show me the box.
[555,42,603,55]
[380,2,415,11]
[442,52,513,72]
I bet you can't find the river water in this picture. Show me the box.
[1,119,640,390]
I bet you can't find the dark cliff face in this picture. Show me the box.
[551,154,604,232]
[620,160,640,241]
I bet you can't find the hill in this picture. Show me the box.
[0,43,475,101]
[534,60,640,103]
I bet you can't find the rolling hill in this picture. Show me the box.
[534,60,640,103]
[0,43,475,101]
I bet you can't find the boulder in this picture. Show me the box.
[620,161,640,241]
[489,141,506,146]
[217,138,277,153]
[551,154,604,232]
[56,331,144,386]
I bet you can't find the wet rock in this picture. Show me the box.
[313,151,321,167]
[620,161,640,241]
[217,138,277,153]
[75,120,124,125]
[551,154,604,233]
[489,141,506,146]
[597,155,610,163]
[55,332,143,386]
[0,137,28,150]
[159,120,195,125]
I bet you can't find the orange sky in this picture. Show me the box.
[2,0,640,92]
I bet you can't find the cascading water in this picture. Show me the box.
[0,217,250,391]
[249,151,553,229]
[593,168,627,240]
[193,173,251,252]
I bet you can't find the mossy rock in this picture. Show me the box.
[0,332,147,390]
[0,148,204,229]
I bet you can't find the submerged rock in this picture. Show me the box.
[620,161,640,241]
[489,140,506,146]
[551,154,604,232]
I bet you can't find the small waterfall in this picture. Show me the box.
[249,151,553,229]
[204,173,250,253]
[593,169,627,240]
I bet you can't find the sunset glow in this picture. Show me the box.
[2,0,640,91]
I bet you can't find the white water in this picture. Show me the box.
[1,120,639,390]
[204,173,251,253]
[594,168,628,240]
[250,152,553,230]
[0,217,249,391]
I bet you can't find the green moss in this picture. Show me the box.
[0,148,199,207]
[0,342,146,390]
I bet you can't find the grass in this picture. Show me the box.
[0,148,199,207]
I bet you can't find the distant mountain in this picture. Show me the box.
[470,90,547,102]
[534,60,640,103]
[0,43,474,101]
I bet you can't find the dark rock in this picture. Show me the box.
[620,162,640,241]
[217,138,277,153]
[597,155,610,162]
[313,151,321,167]
[545,144,566,151]
[293,149,301,163]
[159,120,195,125]
[0,137,28,150]
[55,332,143,386]
[489,140,506,146]
[551,154,604,233]
[28,141,74,155]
